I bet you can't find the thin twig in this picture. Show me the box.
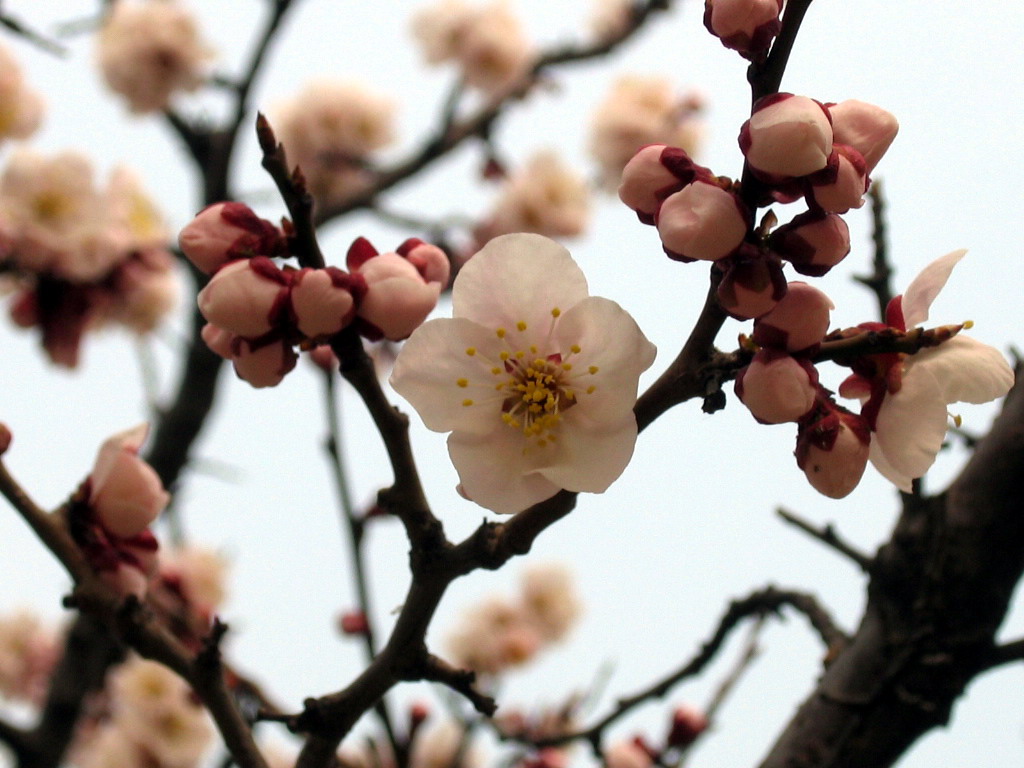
[776,508,873,572]
[979,638,1024,672]
[854,180,895,320]
[0,10,66,55]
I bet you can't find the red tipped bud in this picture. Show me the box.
[339,610,369,635]
[657,180,748,261]
[770,211,850,277]
[618,145,698,223]
[807,145,868,214]
[704,0,783,58]
[197,258,290,338]
[667,704,709,748]
[736,350,818,424]
[740,94,833,181]
[827,99,898,174]
[178,202,285,275]
[796,406,871,499]
[754,281,833,352]
[716,249,787,319]
[0,423,11,456]
[232,339,297,388]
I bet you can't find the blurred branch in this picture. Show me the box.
[776,508,873,572]
[0,9,66,55]
[748,0,814,101]
[313,0,673,225]
[501,586,846,752]
[981,638,1024,671]
[855,180,895,320]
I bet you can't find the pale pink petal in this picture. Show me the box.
[90,424,149,493]
[535,416,638,493]
[232,340,297,388]
[291,269,354,337]
[197,259,284,338]
[90,424,168,538]
[907,335,1014,404]
[551,296,656,420]
[901,249,966,329]
[867,438,913,493]
[453,234,589,331]
[389,318,507,435]
[873,369,949,483]
[359,276,441,340]
[448,429,562,515]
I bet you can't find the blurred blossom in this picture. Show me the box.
[0,42,44,143]
[474,151,590,244]
[95,0,213,114]
[274,79,395,206]
[590,76,703,187]
[0,610,58,704]
[590,0,634,41]
[412,0,534,94]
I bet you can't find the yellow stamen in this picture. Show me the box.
[516,321,527,331]
[588,365,599,375]
[491,367,501,375]
[462,399,474,406]
[570,344,581,354]
[551,308,561,318]
[456,378,468,388]
[963,320,975,329]
[465,347,476,356]
[496,328,507,338]
[587,385,596,394]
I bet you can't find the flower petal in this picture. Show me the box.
[867,437,913,493]
[553,296,656,421]
[907,335,1014,404]
[453,234,589,330]
[901,249,966,329]
[448,428,562,515]
[390,318,508,435]
[873,367,949,482]
[536,416,638,493]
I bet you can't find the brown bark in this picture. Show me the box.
[759,367,1024,768]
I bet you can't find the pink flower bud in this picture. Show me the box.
[397,238,451,287]
[89,424,169,538]
[232,339,297,388]
[604,740,653,768]
[9,290,37,328]
[197,257,290,338]
[657,180,748,261]
[307,344,339,372]
[716,250,787,319]
[769,211,850,277]
[796,408,871,499]
[704,0,783,58]
[753,282,833,352]
[807,145,867,214]
[735,350,817,424]
[827,99,898,174]
[0,423,11,455]
[200,322,235,359]
[739,94,833,180]
[290,267,357,338]
[356,252,442,341]
[667,705,709,748]
[618,144,695,223]
[339,610,369,635]
[178,202,285,275]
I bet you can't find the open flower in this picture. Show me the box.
[391,234,655,514]
[847,250,1014,491]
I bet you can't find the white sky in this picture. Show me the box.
[2,1,1023,766]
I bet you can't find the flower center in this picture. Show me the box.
[457,309,602,451]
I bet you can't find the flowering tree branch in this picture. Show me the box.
[759,366,1024,768]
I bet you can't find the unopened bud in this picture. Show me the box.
[232,339,297,388]
[179,202,285,275]
[827,99,898,173]
[339,610,369,635]
[716,249,787,319]
[704,0,783,58]
[667,705,708,748]
[736,350,818,424]
[807,145,867,214]
[197,258,290,338]
[0,423,11,455]
[290,267,357,338]
[754,282,834,352]
[770,211,850,277]
[740,94,833,181]
[618,145,696,223]
[657,180,748,262]
[796,407,871,499]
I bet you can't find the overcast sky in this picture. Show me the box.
[2,1,1023,766]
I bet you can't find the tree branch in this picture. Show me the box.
[776,508,873,572]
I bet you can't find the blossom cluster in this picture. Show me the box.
[0,150,178,367]
[446,563,582,676]
[614,10,1014,498]
[273,79,396,207]
[95,0,213,114]
[603,705,708,768]
[180,202,449,387]
[411,0,534,94]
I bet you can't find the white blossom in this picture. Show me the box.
[391,233,655,514]
[865,250,1014,491]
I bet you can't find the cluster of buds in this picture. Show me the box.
[67,425,170,597]
[180,202,449,388]
[619,95,895,320]
[0,151,178,367]
[704,0,784,59]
